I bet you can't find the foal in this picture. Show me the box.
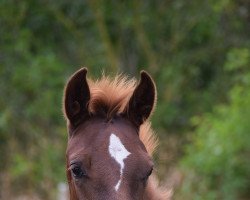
[63,68,170,200]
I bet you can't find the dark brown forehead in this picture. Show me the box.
[66,116,149,161]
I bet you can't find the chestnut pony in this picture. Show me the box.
[63,68,170,200]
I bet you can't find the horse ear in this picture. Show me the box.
[63,68,90,127]
[127,71,156,126]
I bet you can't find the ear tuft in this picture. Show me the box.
[127,70,156,126]
[63,67,90,127]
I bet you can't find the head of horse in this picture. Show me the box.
[63,68,169,200]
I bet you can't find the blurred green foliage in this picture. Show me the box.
[178,48,250,200]
[0,0,249,199]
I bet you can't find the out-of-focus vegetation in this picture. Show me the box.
[178,49,250,200]
[0,0,249,199]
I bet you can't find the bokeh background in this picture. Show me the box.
[1,0,250,199]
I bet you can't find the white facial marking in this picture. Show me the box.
[115,180,121,191]
[109,133,131,191]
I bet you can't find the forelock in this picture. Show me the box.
[87,74,158,155]
[88,74,136,119]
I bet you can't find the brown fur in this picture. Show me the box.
[87,74,158,156]
[64,69,171,200]
[89,75,169,199]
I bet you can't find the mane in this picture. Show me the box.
[87,74,158,156]
[66,73,171,199]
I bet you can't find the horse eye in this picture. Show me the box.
[142,168,153,182]
[71,165,86,179]
[147,168,153,177]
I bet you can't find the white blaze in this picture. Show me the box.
[109,133,131,191]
